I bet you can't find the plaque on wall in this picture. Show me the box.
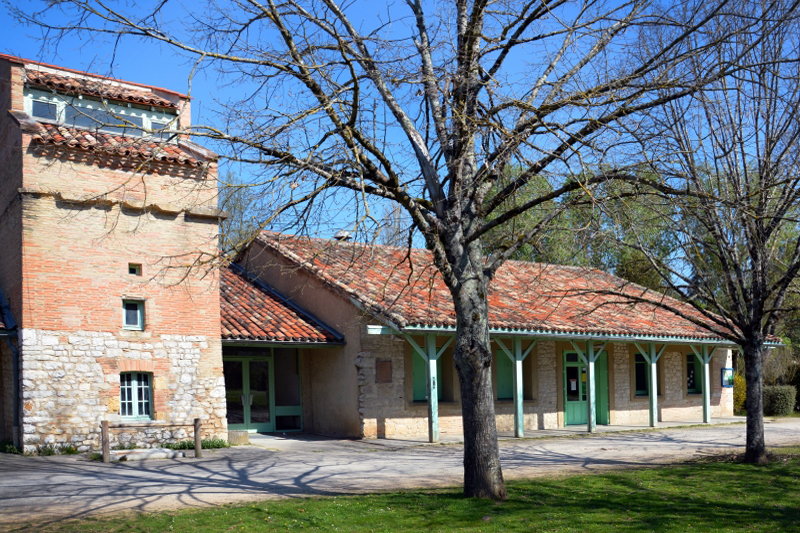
[376,360,392,383]
[721,367,734,388]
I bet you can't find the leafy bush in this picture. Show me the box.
[62,444,80,455]
[763,385,796,416]
[38,444,57,456]
[88,452,103,461]
[113,442,139,450]
[0,440,20,454]
[163,438,230,450]
[734,372,746,413]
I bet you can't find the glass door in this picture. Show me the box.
[223,357,274,432]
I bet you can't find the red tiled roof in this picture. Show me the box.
[30,122,203,166]
[0,316,6,330]
[256,233,735,341]
[220,266,341,343]
[26,69,179,109]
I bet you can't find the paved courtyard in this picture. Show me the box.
[2,418,799,528]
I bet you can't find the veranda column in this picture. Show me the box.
[649,343,658,428]
[426,333,439,443]
[512,338,524,438]
[702,346,713,423]
[586,340,597,433]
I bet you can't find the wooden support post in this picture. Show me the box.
[649,343,658,428]
[512,338,524,438]
[426,334,439,444]
[691,345,715,424]
[101,420,110,463]
[587,341,597,433]
[702,346,712,423]
[194,418,203,458]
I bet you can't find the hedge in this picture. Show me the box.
[733,373,746,412]
[763,385,796,416]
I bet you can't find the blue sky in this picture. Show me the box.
[0,3,407,242]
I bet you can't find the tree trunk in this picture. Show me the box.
[742,342,767,464]
[445,237,507,500]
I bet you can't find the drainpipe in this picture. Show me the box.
[0,289,20,448]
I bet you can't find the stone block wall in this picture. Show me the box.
[611,344,734,425]
[355,334,735,439]
[356,333,561,439]
[20,329,225,452]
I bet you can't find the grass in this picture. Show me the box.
[10,447,800,533]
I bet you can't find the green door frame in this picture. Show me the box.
[225,356,275,433]
[564,346,609,429]
[563,352,587,426]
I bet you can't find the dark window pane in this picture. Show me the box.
[32,101,58,121]
[566,353,579,363]
[635,358,648,395]
[124,303,140,326]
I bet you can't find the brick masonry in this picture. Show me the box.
[0,57,227,450]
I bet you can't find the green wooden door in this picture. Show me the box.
[596,352,610,425]
[563,351,609,426]
[564,353,587,425]
[223,357,275,432]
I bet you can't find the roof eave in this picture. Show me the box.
[367,324,765,348]
[221,338,345,347]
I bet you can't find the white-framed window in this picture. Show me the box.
[123,300,145,330]
[120,372,152,419]
[24,88,179,139]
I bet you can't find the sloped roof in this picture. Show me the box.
[26,69,178,109]
[31,123,204,166]
[220,265,342,343]
[256,233,734,342]
[0,316,6,331]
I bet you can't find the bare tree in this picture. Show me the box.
[607,4,800,463]
[12,0,794,496]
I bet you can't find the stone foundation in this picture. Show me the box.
[20,328,226,452]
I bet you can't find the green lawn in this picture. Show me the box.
[12,448,800,533]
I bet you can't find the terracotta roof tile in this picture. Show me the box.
[257,233,736,342]
[27,69,178,108]
[31,122,203,166]
[220,266,341,343]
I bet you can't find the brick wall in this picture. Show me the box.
[0,60,227,451]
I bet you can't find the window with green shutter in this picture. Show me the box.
[687,354,702,394]
[496,352,513,400]
[412,353,443,401]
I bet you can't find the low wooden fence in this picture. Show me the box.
[100,418,203,463]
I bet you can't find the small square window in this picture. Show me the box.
[128,263,142,276]
[123,300,144,330]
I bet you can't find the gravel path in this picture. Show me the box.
[2,418,798,528]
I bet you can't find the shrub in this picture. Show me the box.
[163,438,230,450]
[62,444,80,455]
[38,444,57,456]
[734,372,746,413]
[113,442,139,451]
[88,452,103,461]
[763,385,796,416]
[0,441,20,454]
